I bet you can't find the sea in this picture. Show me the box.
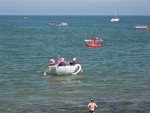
[0,15,150,113]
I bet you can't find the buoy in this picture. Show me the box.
[43,72,47,76]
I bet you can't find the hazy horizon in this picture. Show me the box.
[1,0,150,16]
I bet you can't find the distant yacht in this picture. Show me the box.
[133,25,148,30]
[55,22,68,26]
[60,22,68,26]
[48,22,54,26]
[111,18,119,22]
[111,0,120,22]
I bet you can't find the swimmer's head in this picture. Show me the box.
[91,99,94,102]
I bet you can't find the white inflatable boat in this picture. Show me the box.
[48,64,82,75]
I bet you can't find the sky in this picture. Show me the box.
[0,0,150,15]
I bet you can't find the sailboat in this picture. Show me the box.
[111,0,120,22]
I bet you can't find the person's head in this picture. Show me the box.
[59,58,64,62]
[72,57,76,61]
[50,59,55,64]
[91,99,94,102]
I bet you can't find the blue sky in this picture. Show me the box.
[0,0,150,15]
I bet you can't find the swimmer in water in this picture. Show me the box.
[87,99,97,113]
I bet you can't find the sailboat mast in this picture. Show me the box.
[116,0,119,18]
[110,0,120,22]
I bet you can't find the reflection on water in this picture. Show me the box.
[48,74,79,87]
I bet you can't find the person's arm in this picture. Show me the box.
[94,103,97,108]
[87,103,90,108]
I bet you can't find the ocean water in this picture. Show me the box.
[0,15,150,113]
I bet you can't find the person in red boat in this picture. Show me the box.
[91,36,103,44]
[91,36,97,45]
[91,36,96,41]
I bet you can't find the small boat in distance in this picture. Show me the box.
[111,18,119,22]
[48,22,68,26]
[48,22,54,26]
[59,22,68,26]
[111,0,120,22]
[85,36,103,47]
[133,25,149,30]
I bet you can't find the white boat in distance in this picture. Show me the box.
[111,18,119,22]
[49,64,82,75]
[133,25,148,30]
[111,0,120,22]
[60,22,68,26]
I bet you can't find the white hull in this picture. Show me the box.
[133,25,148,29]
[50,64,81,75]
[111,18,119,22]
[60,22,68,26]
[84,39,103,42]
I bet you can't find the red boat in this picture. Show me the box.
[85,41,102,47]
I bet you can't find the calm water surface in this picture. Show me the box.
[0,16,150,113]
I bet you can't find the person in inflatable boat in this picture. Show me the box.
[49,59,55,66]
[70,57,76,66]
[58,58,66,66]
[47,59,55,71]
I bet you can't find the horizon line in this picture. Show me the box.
[0,14,150,16]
